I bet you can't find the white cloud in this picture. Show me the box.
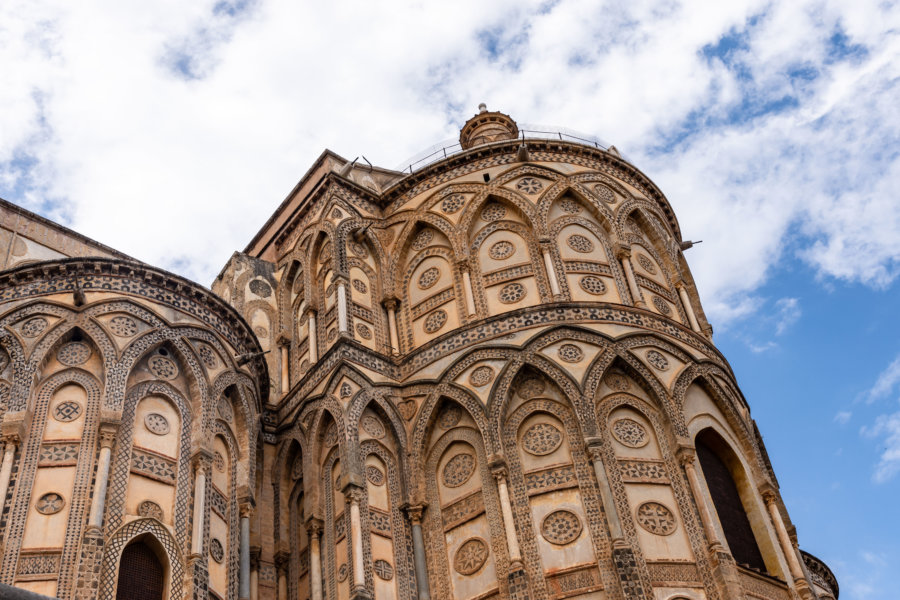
[774,297,801,335]
[834,410,852,425]
[867,355,900,403]
[0,0,897,322]
[862,409,900,483]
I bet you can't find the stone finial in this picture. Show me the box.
[459,106,519,150]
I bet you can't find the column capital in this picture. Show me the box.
[306,517,324,537]
[191,448,214,473]
[455,259,472,273]
[401,503,427,524]
[276,331,291,347]
[382,296,400,311]
[761,487,779,505]
[487,455,508,480]
[676,444,697,466]
[342,483,365,504]
[239,502,255,519]
[614,243,632,259]
[98,423,119,449]
[250,546,261,569]
[274,551,290,571]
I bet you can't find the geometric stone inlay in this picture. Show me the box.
[144,413,170,436]
[437,406,462,429]
[418,267,440,290]
[593,184,615,203]
[557,343,584,363]
[35,492,65,515]
[567,234,594,253]
[21,317,48,338]
[148,355,178,380]
[356,323,372,340]
[412,229,434,251]
[635,501,677,536]
[374,559,393,580]
[489,241,515,260]
[498,282,526,304]
[214,451,226,473]
[454,538,488,575]
[652,295,671,315]
[352,279,368,294]
[441,193,465,214]
[517,377,546,400]
[646,350,669,371]
[366,465,385,486]
[138,500,164,521]
[249,279,273,298]
[522,422,563,456]
[560,198,582,214]
[442,453,476,488]
[337,564,348,582]
[199,344,219,369]
[611,418,649,448]
[210,538,225,563]
[52,400,83,423]
[108,315,138,337]
[604,373,631,392]
[58,342,91,366]
[516,177,543,195]
[361,415,385,439]
[469,366,494,387]
[423,310,448,334]
[541,509,583,545]
[481,204,507,222]
[217,397,233,423]
[579,275,607,295]
[636,254,656,274]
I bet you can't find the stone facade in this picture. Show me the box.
[0,107,837,600]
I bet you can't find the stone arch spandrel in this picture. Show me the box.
[0,369,103,590]
[104,380,193,553]
[348,393,411,499]
[98,518,184,600]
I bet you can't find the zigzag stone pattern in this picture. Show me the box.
[0,107,837,600]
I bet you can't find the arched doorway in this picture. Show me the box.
[116,540,165,600]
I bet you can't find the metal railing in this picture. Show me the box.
[394,124,624,174]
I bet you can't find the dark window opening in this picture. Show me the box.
[116,540,165,600]
[696,432,767,572]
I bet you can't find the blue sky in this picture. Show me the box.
[1,0,899,596]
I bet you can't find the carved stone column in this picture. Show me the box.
[239,503,253,600]
[191,451,213,556]
[763,490,814,599]
[307,309,318,364]
[250,547,260,600]
[344,485,370,599]
[585,441,626,545]
[87,424,118,532]
[616,246,646,308]
[277,334,291,395]
[275,551,290,600]
[307,519,324,600]
[539,240,562,297]
[676,282,702,332]
[458,261,477,316]
[677,446,742,599]
[0,435,19,527]
[383,298,400,355]
[403,504,431,600]
[491,468,523,568]
[337,281,349,334]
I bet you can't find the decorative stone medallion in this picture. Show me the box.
[559,198,582,214]
[441,193,465,214]
[138,500,164,521]
[604,373,631,392]
[326,328,337,342]
[366,465,385,486]
[145,413,170,436]
[442,453,476,488]
[199,344,219,369]
[489,240,515,260]
[454,538,488,575]
[515,177,543,195]
[361,415,385,439]
[213,451,226,472]
[109,315,138,337]
[579,275,607,295]
[331,208,343,219]
[469,366,494,387]
[291,455,303,481]
[352,279,368,294]
[58,342,91,366]
[611,418,649,448]
[210,538,225,563]
[635,501,677,536]
[350,240,369,258]
[418,267,440,290]
[646,350,669,371]
[541,509,583,545]
[423,310,448,334]
[412,229,434,250]
[481,203,507,222]
[340,382,353,398]
[498,282,526,304]
[636,254,656,274]
[397,399,417,421]
[21,317,48,338]
[148,355,178,380]
[374,559,394,580]
[337,564,348,582]
[567,234,594,253]
[557,343,584,363]
[217,397,233,423]
[35,492,65,515]
[53,400,83,423]
[324,423,338,447]
[517,377,546,399]
[652,295,671,315]
[356,324,372,340]
[319,243,332,264]
[593,184,615,203]
[522,422,563,456]
[255,326,269,339]
[437,406,461,429]
[249,279,273,297]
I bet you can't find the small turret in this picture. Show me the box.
[459,104,519,149]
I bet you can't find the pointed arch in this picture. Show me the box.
[99,518,184,600]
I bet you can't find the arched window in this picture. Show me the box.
[695,430,766,571]
[116,541,164,600]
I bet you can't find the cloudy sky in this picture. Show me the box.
[2,0,899,596]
